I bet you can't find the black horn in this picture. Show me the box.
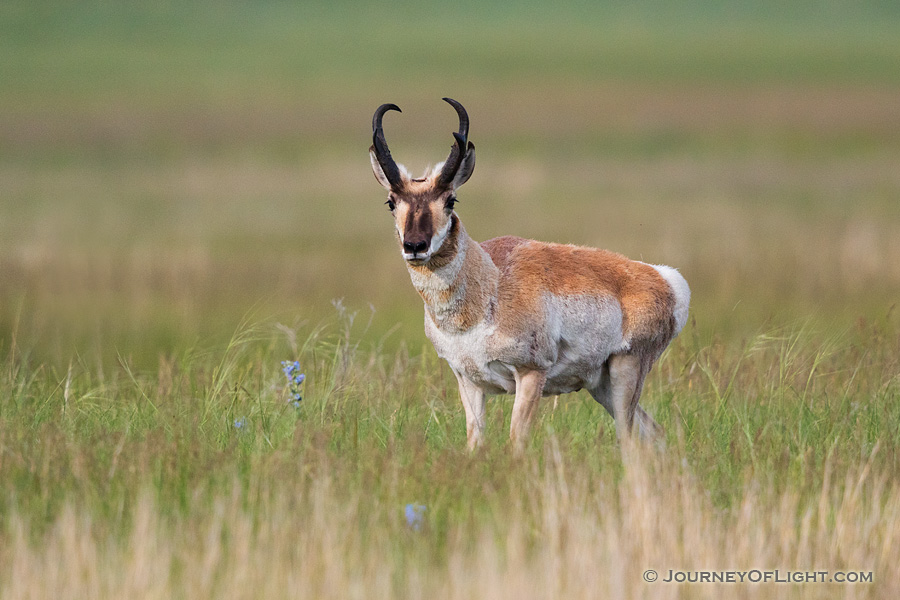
[437,98,470,188]
[371,103,403,189]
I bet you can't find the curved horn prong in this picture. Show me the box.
[373,103,401,133]
[438,98,470,188]
[443,97,469,141]
[371,103,403,189]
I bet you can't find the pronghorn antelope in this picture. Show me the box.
[370,98,690,450]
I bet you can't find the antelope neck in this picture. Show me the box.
[406,214,499,332]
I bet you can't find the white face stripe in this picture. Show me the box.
[428,215,453,256]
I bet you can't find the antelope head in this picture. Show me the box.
[370,98,476,265]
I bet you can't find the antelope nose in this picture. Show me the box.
[403,240,428,255]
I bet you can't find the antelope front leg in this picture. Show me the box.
[452,369,486,451]
[510,368,547,451]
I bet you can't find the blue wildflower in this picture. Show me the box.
[404,503,426,531]
[234,417,247,430]
[281,360,305,408]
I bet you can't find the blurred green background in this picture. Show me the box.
[3,0,899,368]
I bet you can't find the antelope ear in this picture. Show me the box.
[370,147,393,190]
[449,142,475,190]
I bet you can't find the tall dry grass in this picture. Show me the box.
[1,441,895,599]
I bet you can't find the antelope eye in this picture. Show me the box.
[385,198,396,211]
[445,196,457,210]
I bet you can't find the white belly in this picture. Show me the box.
[425,294,629,396]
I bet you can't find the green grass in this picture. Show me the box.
[2,1,900,597]
[2,315,899,596]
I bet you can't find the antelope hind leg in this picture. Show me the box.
[603,353,664,446]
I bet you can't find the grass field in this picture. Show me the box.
[2,1,900,598]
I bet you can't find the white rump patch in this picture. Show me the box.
[651,265,691,334]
